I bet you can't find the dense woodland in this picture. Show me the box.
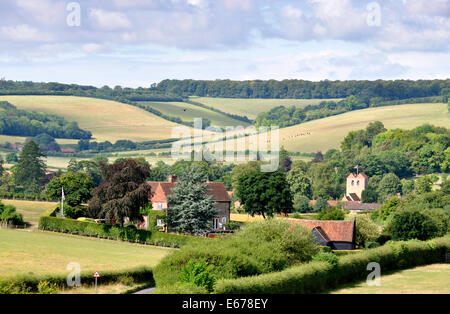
[156,79,450,100]
[0,101,92,139]
[1,79,449,101]
[0,79,181,102]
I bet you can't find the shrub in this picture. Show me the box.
[38,216,200,248]
[312,252,339,270]
[179,261,215,293]
[37,281,58,294]
[387,208,441,241]
[355,215,380,248]
[293,194,312,213]
[155,282,208,294]
[314,197,329,212]
[0,204,24,225]
[214,236,450,294]
[153,219,319,289]
[317,208,345,221]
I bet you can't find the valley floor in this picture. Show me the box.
[330,264,450,294]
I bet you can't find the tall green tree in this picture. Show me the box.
[166,166,217,234]
[236,170,292,218]
[87,159,150,226]
[377,173,402,201]
[45,172,94,206]
[287,161,312,198]
[12,140,46,193]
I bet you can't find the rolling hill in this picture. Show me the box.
[0,95,185,143]
[217,103,450,154]
[139,101,251,127]
[191,97,343,120]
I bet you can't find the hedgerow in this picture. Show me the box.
[153,220,319,290]
[0,267,154,294]
[38,216,201,248]
[214,235,450,294]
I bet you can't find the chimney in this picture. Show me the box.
[168,175,177,183]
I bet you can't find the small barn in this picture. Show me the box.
[291,219,356,250]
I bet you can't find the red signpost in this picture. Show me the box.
[93,271,101,291]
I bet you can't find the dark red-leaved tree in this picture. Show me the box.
[87,159,151,226]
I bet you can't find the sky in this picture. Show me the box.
[0,0,449,88]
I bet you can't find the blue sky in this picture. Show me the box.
[0,0,449,88]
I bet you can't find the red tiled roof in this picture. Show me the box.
[60,148,76,153]
[342,203,381,211]
[292,219,355,243]
[347,172,368,179]
[310,200,340,207]
[147,181,231,202]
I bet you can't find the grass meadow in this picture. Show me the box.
[192,97,343,120]
[0,229,173,280]
[0,95,183,142]
[331,264,450,294]
[139,101,251,127]
[1,199,57,227]
[217,103,450,153]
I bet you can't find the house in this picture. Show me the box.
[341,202,381,214]
[147,175,231,232]
[291,219,356,250]
[60,148,76,154]
[342,172,368,202]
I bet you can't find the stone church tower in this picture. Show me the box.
[343,172,368,202]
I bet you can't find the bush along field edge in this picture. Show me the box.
[38,209,204,249]
[213,235,450,294]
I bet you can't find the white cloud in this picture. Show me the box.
[89,9,132,31]
[1,24,53,42]
[15,0,65,26]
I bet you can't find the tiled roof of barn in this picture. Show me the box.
[147,181,231,202]
[292,219,355,243]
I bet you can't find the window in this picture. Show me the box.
[157,219,164,227]
[212,218,219,230]
[357,180,360,186]
[157,203,163,210]
[351,180,355,186]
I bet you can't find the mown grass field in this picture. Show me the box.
[0,229,172,280]
[279,103,450,153]
[0,135,78,145]
[192,97,342,120]
[1,200,57,227]
[331,264,450,294]
[139,101,251,127]
[217,103,450,153]
[0,95,183,143]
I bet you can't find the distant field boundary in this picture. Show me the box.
[184,99,253,124]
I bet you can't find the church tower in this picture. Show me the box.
[343,172,368,202]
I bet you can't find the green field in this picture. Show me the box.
[139,101,251,127]
[0,135,78,146]
[216,103,449,154]
[279,103,450,153]
[0,229,172,280]
[331,264,450,294]
[192,97,342,120]
[0,95,184,143]
[1,200,57,227]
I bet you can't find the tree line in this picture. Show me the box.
[155,79,450,100]
[0,101,92,139]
